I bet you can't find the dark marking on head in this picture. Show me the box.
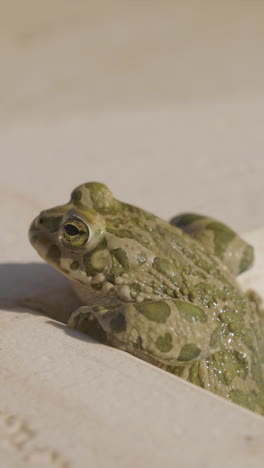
[70,261,79,270]
[39,216,62,233]
[110,248,129,269]
[71,189,82,204]
[96,236,107,250]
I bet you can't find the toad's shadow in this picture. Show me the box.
[0,262,122,353]
[46,319,103,344]
[0,262,83,326]
[0,262,67,298]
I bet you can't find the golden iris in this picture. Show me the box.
[61,217,90,248]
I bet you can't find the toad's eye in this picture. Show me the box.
[64,224,79,236]
[61,217,90,248]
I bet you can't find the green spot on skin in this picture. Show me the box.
[47,245,61,265]
[95,236,107,250]
[110,248,129,269]
[83,239,109,276]
[156,333,173,353]
[70,261,79,270]
[111,256,124,276]
[211,350,249,386]
[85,182,117,212]
[171,213,205,227]
[153,257,177,279]
[106,273,115,284]
[228,323,254,349]
[209,325,223,349]
[130,282,142,292]
[135,301,171,323]
[178,343,201,361]
[207,221,236,258]
[130,282,142,299]
[218,307,244,324]
[107,225,149,248]
[110,312,126,333]
[239,244,254,274]
[91,283,103,290]
[93,250,110,271]
[174,300,208,323]
[84,249,109,275]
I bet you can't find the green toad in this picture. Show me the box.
[29,182,264,415]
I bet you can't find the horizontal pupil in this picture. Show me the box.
[64,224,80,236]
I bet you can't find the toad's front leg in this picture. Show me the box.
[68,299,220,367]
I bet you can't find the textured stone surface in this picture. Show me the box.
[1,228,264,468]
[1,190,264,468]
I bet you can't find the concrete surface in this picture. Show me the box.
[1,2,264,467]
[1,220,264,468]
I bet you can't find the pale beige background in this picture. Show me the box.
[1,2,264,468]
[0,1,264,231]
